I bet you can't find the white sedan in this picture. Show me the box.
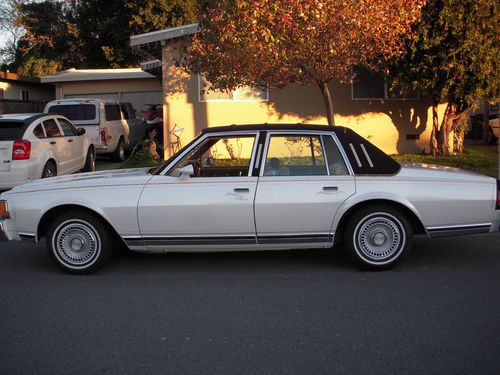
[0,113,95,189]
[1,124,499,274]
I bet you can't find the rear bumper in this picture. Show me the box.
[0,169,29,189]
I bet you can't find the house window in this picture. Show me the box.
[198,75,268,102]
[20,90,29,101]
[352,67,418,100]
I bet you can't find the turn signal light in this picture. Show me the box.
[0,201,10,219]
[12,140,31,160]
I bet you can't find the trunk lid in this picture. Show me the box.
[0,121,26,171]
[0,141,13,171]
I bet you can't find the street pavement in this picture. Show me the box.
[0,234,499,375]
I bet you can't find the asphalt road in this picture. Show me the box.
[1,234,499,375]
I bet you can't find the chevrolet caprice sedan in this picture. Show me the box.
[1,124,499,274]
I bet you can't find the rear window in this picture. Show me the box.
[0,122,25,140]
[47,104,96,121]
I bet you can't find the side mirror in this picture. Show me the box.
[77,128,86,136]
[179,164,194,181]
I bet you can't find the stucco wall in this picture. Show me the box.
[161,44,447,157]
[0,81,54,101]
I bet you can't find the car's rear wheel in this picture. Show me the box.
[82,147,96,172]
[111,137,125,162]
[344,205,412,270]
[47,211,113,274]
[41,161,57,179]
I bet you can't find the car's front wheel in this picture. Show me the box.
[47,211,113,274]
[344,205,412,270]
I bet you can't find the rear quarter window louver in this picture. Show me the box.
[335,128,401,175]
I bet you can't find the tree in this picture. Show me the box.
[392,0,498,155]
[0,0,26,68]
[185,0,425,126]
[7,0,197,74]
[14,0,73,74]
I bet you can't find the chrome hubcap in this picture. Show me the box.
[53,221,100,267]
[355,213,405,262]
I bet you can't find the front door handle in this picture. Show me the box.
[50,141,56,145]
[322,186,338,191]
[234,188,250,193]
[68,139,73,143]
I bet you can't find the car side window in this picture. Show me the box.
[57,118,77,136]
[323,135,349,175]
[263,135,327,176]
[169,135,257,177]
[43,119,62,138]
[121,104,135,120]
[105,104,121,121]
[33,124,45,139]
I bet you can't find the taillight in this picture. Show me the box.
[12,140,31,160]
[100,128,109,145]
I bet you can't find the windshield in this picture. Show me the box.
[47,104,97,121]
[153,133,203,175]
[0,121,25,140]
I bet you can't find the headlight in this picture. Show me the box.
[0,201,10,219]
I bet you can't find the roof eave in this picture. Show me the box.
[130,23,200,47]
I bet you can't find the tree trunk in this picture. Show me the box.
[483,98,490,144]
[430,99,439,156]
[319,81,335,126]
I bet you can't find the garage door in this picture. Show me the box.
[65,93,119,101]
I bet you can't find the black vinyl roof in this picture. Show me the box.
[203,124,401,175]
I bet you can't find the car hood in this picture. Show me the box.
[5,168,153,194]
[397,163,495,183]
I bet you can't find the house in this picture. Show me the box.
[41,68,163,116]
[0,71,55,114]
[130,24,448,158]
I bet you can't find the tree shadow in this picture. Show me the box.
[266,81,430,154]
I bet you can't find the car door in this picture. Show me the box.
[57,117,84,172]
[137,132,260,251]
[42,118,70,174]
[254,132,356,247]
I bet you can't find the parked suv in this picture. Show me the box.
[44,99,149,161]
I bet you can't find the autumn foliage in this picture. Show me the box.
[186,0,426,125]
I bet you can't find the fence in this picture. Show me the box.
[0,99,48,114]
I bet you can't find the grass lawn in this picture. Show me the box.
[394,145,499,178]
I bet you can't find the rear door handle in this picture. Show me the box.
[50,141,56,145]
[322,186,338,191]
[234,188,250,193]
[68,139,73,143]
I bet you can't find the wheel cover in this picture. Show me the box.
[354,212,405,264]
[52,220,101,268]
